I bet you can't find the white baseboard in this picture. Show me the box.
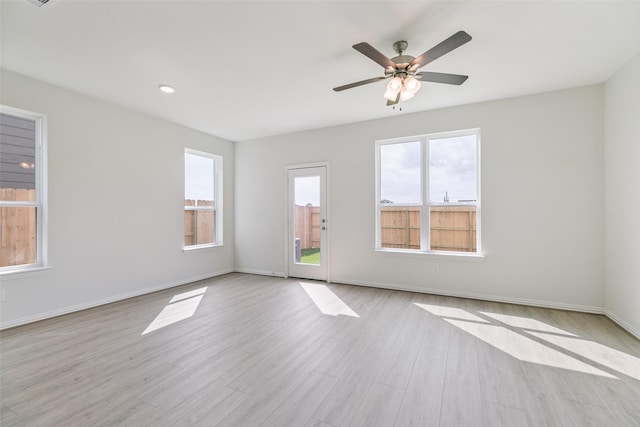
[0,268,235,330]
[330,276,605,314]
[234,268,285,278]
[604,309,640,340]
[6,269,637,341]
[334,276,639,339]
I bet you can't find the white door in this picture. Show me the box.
[288,166,327,281]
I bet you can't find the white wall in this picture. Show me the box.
[0,70,614,328]
[236,85,605,311]
[604,52,640,337]
[0,70,235,328]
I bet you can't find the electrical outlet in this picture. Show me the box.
[432,266,439,274]
[0,290,5,302]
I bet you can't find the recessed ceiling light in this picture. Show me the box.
[158,84,175,94]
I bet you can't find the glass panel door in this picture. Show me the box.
[288,166,327,281]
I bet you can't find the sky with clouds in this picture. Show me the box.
[185,135,477,207]
[381,135,477,204]
[295,176,320,206]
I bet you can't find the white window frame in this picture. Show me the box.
[375,128,481,256]
[183,148,223,250]
[0,105,48,274]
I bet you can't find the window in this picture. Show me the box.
[184,149,222,249]
[376,129,480,254]
[0,106,47,272]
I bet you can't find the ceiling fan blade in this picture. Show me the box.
[352,42,396,69]
[333,76,388,92]
[409,31,472,70]
[415,71,469,85]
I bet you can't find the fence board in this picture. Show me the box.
[295,205,320,249]
[380,206,476,252]
[2,193,477,268]
[184,199,215,246]
[380,207,420,249]
[429,206,476,252]
[0,188,36,267]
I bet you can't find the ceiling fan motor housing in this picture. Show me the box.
[392,40,409,55]
[390,41,416,75]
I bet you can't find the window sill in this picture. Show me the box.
[0,266,53,279]
[183,243,224,252]
[374,248,485,261]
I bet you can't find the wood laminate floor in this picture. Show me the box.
[1,273,639,426]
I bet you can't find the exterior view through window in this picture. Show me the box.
[376,129,480,253]
[294,175,321,265]
[0,107,46,271]
[184,149,221,248]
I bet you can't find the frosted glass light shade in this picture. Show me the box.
[383,77,403,101]
[399,89,415,101]
[404,76,421,94]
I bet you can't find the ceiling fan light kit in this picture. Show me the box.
[383,75,421,103]
[383,77,403,101]
[334,31,472,107]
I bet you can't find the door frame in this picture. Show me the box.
[284,162,330,282]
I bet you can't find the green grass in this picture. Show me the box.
[300,248,320,264]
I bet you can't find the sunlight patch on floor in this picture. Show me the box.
[445,318,617,378]
[169,287,208,303]
[300,282,359,317]
[527,331,640,381]
[479,311,577,336]
[414,302,635,379]
[142,287,207,335]
[415,303,489,323]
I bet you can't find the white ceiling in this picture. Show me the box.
[2,0,640,142]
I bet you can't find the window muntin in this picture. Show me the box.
[0,107,47,272]
[376,129,480,254]
[184,149,222,248]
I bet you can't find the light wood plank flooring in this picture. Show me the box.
[1,273,639,426]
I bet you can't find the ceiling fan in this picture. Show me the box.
[333,31,472,106]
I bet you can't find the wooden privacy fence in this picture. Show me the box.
[295,205,320,249]
[293,205,476,252]
[0,188,36,267]
[1,194,221,265]
[380,206,477,252]
[2,194,476,267]
[184,199,215,246]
